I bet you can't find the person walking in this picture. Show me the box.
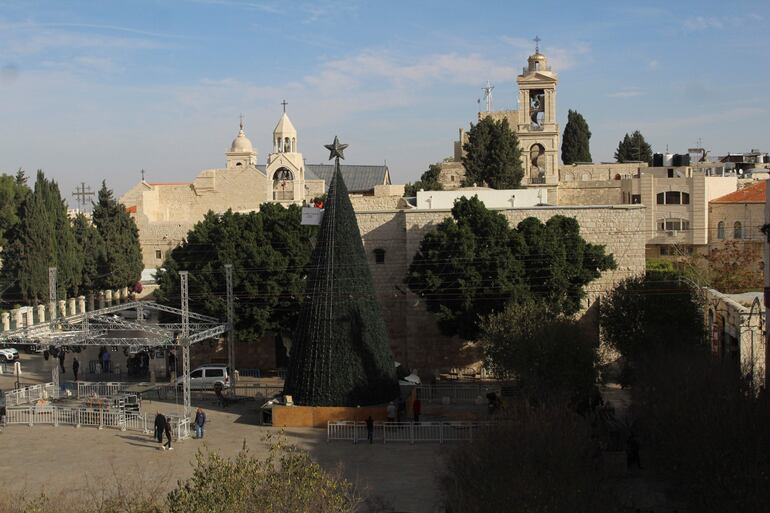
[413,397,422,423]
[154,411,167,449]
[164,419,173,451]
[102,349,111,374]
[194,407,206,439]
[72,357,80,382]
[386,401,396,422]
[365,415,374,444]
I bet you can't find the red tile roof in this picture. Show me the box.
[711,180,767,204]
[126,205,137,214]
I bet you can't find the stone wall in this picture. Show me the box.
[556,180,623,205]
[356,205,647,374]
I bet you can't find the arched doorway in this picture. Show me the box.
[273,168,294,201]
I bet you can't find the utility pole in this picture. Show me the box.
[180,271,191,418]
[759,194,770,383]
[225,264,235,383]
[48,267,57,326]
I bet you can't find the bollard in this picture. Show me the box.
[67,298,76,317]
[78,296,86,315]
[113,289,121,304]
[36,304,46,324]
[25,307,34,327]
[98,291,105,309]
[1,312,9,331]
[104,290,112,305]
[48,301,56,322]
[12,309,23,330]
[58,300,66,318]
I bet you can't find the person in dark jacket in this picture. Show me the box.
[72,357,80,381]
[365,416,374,444]
[154,411,167,449]
[164,420,173,451]
[194,407,206,439]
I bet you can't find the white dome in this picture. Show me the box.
[230,128,254,153]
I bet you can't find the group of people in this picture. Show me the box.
[153,407,207,450]
[363,396,422,444]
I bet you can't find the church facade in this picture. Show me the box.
[121,111,392,268]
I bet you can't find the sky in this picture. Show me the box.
[0,0,768,204]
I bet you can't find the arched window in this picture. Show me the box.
[734,221,743,239]
[656,192,664,204]
[273,168,294,201]
[373,248,386,264]
[717,221,725,240]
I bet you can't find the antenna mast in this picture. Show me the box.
[482,81,495,112]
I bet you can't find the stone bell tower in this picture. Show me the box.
[516,39,559,186]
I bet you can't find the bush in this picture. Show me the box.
[438,406,618,513]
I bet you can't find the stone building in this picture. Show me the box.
[121,111,391,268]
[709,180,767,250]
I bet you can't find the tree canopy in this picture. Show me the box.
[155,204,316,342]
[462,117,524,189]
[92,181,143,290]
[406,196,615,339]
[599,271,705,365]
[561,109,592,164]
[404,163,444,197]
[614,130,652,163]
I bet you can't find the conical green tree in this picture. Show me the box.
[285,146,398,406]
[561,109,592,164]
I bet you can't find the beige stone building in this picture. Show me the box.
[708,180,767,249]
[121,111,391,268]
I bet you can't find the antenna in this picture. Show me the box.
[482,80,495,112]
[534,35,541,53]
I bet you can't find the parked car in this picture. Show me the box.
[0,347,19,362]
[176,364,231,390]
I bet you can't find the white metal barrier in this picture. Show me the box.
[327,421,493,444]
[3,406,149,432]
[77,382,123,398]
[4,382,59,406]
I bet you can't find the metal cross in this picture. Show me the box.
[281,99,288,113]
[71,182,95,210]
[534,35,541,53]
[141,168,145,181]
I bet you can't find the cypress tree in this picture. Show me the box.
[285,142,398,406]
[72,213,106,292]
[462,117,524,189]
[615,130,652,163]
[561,110,592,164]
[92,181,143,289]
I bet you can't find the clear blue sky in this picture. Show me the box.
[0,0,768,202]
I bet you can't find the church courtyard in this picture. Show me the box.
[0,400,444,513]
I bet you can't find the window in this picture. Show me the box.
[206,368,224,378]
[657,192,664,204]
[734,221,743,239]
[235,162,242,166]
[665,191,681,204]
[631,194,641,204]
[657,191,690,205]
[668,169,674,178]
[717,221,725,240]
[155,250,162,260]
[681,192,690,204]
[373,248,386,264]
[190,370,203,378]
[657,218,690,231]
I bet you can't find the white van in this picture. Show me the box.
[177,364,231,390]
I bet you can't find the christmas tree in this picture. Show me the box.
[285,137,399,406]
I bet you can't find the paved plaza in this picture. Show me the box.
[1,355,444,513]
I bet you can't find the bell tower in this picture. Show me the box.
[266,102,306,203]
[516,37,559,185]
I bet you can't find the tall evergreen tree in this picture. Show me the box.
[72,213,106,292]
[285,145,399,406]
[614,130,653,163]
[561,110,592,164]
[462,117,524,189]
[2,187,54,303]
[0,172,30,247]
[92,181,143,289]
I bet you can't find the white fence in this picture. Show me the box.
[4,382,59,406]
[327,421,494,444]
[72,381,282,403]
[3,405,142,430]
[415,384,502,403]
[77,382,124,398]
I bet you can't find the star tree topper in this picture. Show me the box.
[324,136,348,161]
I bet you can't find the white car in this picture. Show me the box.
[0,347,19,362]
[176,364,231,390]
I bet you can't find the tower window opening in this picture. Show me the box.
[373,248,386,264]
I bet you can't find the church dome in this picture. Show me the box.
[230,127,254,153]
